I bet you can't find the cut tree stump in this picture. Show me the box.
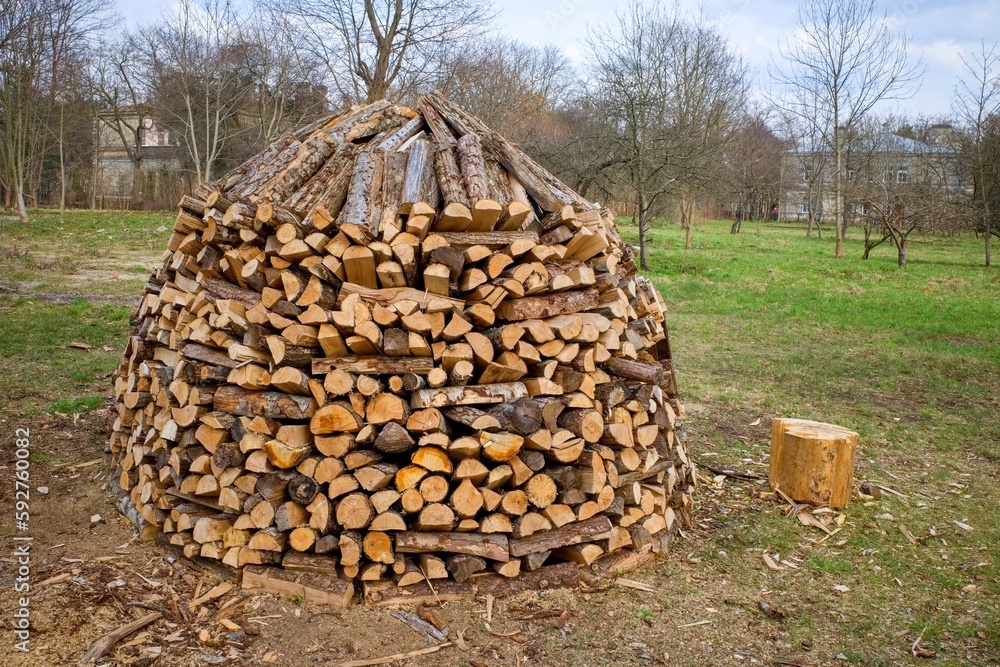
[770,418,858,509]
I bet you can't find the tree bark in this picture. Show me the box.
[834,123,844,259]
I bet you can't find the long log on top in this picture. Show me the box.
[401,138,432,212]
[509,516,615,557]
[376,114,424,153]
[337,283,465,310]
[341,150,384,230]
[268,135,343,203]
[418,97,457,146]
[312,355,435,376]
[214,385,316,420]
[457,133,489,202]
[424,92,561,212]
[395,531,509,562]
[437,231,538,249]
[433,145,471,209]
[410,382,528,409]
[214,131,295,192]
[496,288,599,321]
[284,142,359,215]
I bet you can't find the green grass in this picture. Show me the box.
[1,209,172,298]
[49,395,102,414]
[0,297,129,413]
[619,217,999,663]
[0,210,997,664]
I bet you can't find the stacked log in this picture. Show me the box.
[108,92,694,595]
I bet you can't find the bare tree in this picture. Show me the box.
[586,3,680,269]
[846,121,959,267]
[724,108,785,233]
[140,0,252,185]
[668,17,748,249]
[776,92,832,237]
[953,41,1000,267]
[244,8,329,148]
[0,0,104,220]
[588,3,748,263]
[89,34,151,207]
[277,0,494,105]
[770,0,924,258]
[435,38,573,145]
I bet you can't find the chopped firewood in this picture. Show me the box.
[107,94,690,596]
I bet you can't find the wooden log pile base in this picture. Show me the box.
[108,92,694,601]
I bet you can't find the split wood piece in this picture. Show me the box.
[395,531,509,561]
[337,283,464,311]
[336,493,374,530]
[310,402,362,434]
[401,139,433,213]
[770,418,858,509]
[447,554,486,583]
[366,561,580,605]
[509,516,615,557]
[313,356,435,376]
[436,231,538,249]
[241,565,354,608]
[604,356,668,386]
[496,289,599,321]
[214,386,315,420]
[410,382,528,409]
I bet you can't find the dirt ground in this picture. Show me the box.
[1,406,991,667]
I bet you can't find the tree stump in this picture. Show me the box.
[770,418,858,509]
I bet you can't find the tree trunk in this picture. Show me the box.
[132,162,144,210]
[59,104,66,213]
[834,123,844,258]
[986,224,992,268]
[637,190,648,270]
[897,239,907,268]
[15,176,28,222]
[683,200,693,251]
[806,210,814,237]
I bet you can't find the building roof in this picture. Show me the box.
[789,132,957,155]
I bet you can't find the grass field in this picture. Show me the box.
[0,210,997,665]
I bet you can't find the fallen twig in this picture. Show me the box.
[615,578,658,592]
[875,483,907,499]
[67,458,103,470]
[80,611,161,663]
[696,460,765,481]
[391,610,449,644]
[334,641,454,667]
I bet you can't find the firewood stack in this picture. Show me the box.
[108,91,693,598]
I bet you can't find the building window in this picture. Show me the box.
[803,165,813,182]
[799,201,809,214]
[846,168,855,182]
[897,165,909,183]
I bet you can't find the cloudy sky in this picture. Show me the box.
[115,0,999,118]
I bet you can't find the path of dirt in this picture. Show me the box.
[0,283,138,307]
[7,404,986,667]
